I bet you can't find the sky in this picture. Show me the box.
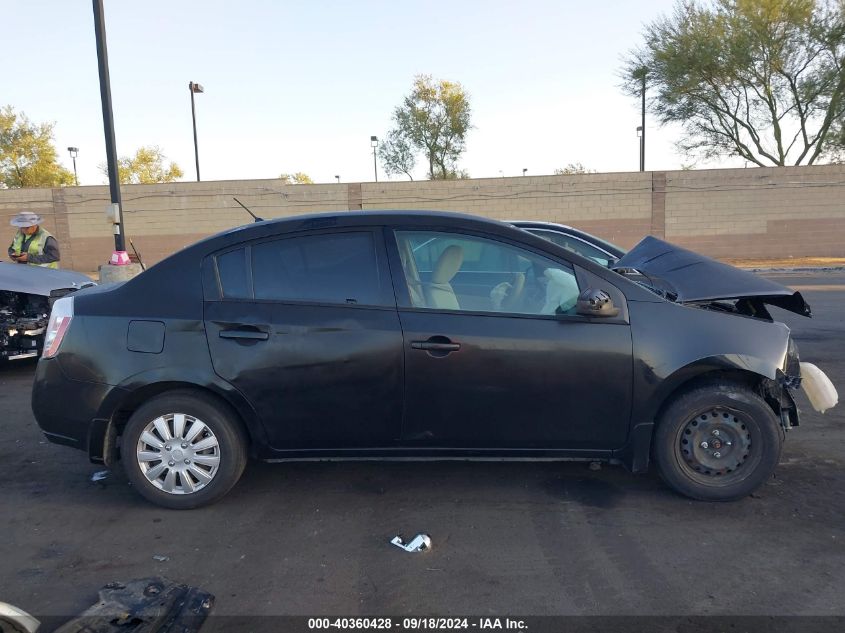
[5,0,746,186]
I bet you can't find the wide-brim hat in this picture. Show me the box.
[10,212,44,228]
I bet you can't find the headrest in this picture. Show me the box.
[432,245,463,284]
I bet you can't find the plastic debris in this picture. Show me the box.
[589,462,602,471]
[0,601,40,633]
[91,470,110,482]
[52,577,213,633]
[152,555,169,562]
[391,534,431,553]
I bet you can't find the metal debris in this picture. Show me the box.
[391,534,431,553]
[152,555,170,562]
[90,470,110,482]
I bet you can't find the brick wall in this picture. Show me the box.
[1,165,843,272]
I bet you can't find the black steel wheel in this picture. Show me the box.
[653,382,783,501]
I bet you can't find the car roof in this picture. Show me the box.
[196,210,516,250]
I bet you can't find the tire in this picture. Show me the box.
[653,382,783,501]
[120,390,248,509]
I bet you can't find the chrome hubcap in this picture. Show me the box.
[678,407,753,480]
[136,413,220,495]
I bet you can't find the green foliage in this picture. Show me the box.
[622,0,845,165]
[378,129,416,180]
[0,105,75,188]
[554,163,595,175]
[102,146,184,184]
[279,172,314,184]
[381,75,472,180]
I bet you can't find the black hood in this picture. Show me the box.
[613,236,811,317]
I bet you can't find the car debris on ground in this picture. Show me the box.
[0,601,40,633]
[391,534,432,552]
[53,577,213,633]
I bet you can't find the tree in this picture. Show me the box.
[102,146,184,184]
[622,0,845,166]
[0,105,74,188]
[378,129,416,180]
[554,163,595,175]
[279,172,314,184]
[381,75,472,180]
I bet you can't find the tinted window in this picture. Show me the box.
[252,232,381,305]
[396,231,579,315]
[216,248,250,299]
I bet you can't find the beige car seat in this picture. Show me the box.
[423,245,463,310]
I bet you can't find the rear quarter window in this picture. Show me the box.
[216,248,250,299]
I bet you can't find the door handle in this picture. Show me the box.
[219,329,269,340]
[411,341,460,351]
[410,336,461,356]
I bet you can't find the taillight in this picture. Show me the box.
[42,296,74,358]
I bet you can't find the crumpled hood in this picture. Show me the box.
[613,236,811,317]
[0,261,95,297]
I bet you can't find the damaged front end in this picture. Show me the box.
[0,262,94,361]
[764,337,803,431]
[0,290,50,361]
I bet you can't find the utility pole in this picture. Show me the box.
[639,71,646,172]
[92,0,125,252]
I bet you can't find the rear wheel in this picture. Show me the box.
[653,383,783,501]
[121,391,247,509]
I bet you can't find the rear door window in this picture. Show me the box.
[251,232,382,306]
[216,248,250,299]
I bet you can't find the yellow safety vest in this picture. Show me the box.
[11,228,59,269]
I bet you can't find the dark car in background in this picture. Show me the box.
[31,211,835,509]
[510,220,626,267]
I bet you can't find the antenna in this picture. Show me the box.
[232,197,264,222]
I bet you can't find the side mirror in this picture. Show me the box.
[576,288,620,318]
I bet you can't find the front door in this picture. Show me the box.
[204,228,403,450]
[390,229,633,450]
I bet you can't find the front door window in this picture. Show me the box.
[395,231,580,315]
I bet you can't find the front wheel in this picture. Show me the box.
[653,383,783,501]
[120,390,248,509]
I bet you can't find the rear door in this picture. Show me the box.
[203,228,404,450]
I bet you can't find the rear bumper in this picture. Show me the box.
[32,357,126,460]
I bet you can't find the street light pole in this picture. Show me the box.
[92,0,125,252]
[67,147,79,186]
[370,136,378,182]
[189,81,204,181]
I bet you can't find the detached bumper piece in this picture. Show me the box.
[54,577,213,633]
[800,362,839,413]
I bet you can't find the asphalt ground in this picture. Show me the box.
[1,272,843,627]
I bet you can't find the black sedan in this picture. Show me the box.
[32,211,836,508]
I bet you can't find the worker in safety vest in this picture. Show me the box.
[8,212,60,269]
